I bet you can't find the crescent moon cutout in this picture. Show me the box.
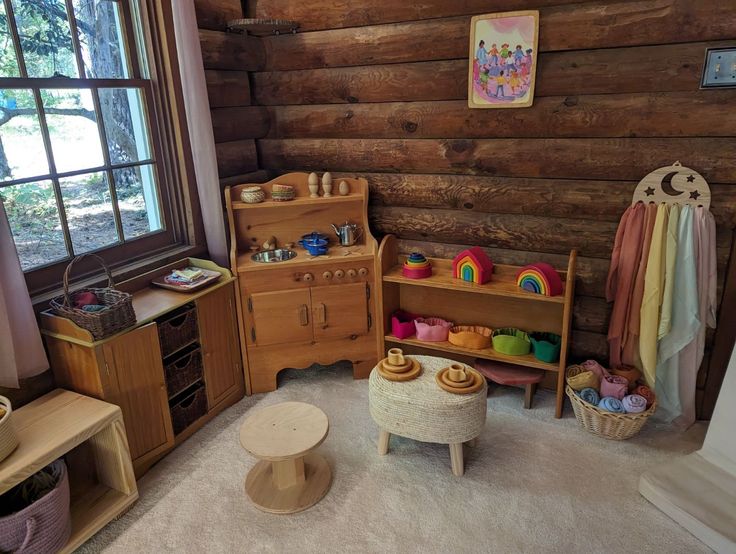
[660,171,683,197]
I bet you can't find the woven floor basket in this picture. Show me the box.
[566,383,656,440]
[50,254,136,340]
[0,395,18,463]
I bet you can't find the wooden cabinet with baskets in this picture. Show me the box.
[40,259,245,477]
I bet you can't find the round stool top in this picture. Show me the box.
[369,355,487,444]
[240,401,329,461]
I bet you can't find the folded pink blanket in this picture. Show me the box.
[600,375,628,400]
[581,359,611,379]
[622,394,647,413]
[414,317,453,342]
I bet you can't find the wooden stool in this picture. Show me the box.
[239,401,332,514]
[474,359,544,409]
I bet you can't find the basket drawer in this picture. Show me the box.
[170,383,208,436]
[158,304,198,357]
[164,346,203,399]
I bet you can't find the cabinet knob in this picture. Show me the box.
[334,269,345,278]
[322,270,333,280]
[358,267,369,277]
[303,272,314,282]
[347,268,357,278]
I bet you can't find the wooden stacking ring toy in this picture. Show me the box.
[377,348,422,382]
[435,364,485,394]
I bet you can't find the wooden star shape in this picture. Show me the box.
[689,190,701,200]
[644,186,656,196]
[686,174,695,183]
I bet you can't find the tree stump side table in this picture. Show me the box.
[239,401,332,514]
[369,355,487,476]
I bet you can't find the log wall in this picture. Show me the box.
[198,0,736,417]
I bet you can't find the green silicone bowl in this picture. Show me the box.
[529,332,562,363]
[492,328,531,356]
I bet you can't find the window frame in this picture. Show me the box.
[0,0,205,297]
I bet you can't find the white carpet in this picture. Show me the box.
[79,363,710,554]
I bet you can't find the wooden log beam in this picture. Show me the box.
[253,41,718,105]
[258,137,736,183]
[571,330,609,362]
[248,0,581,32]
[371,206,618,259]
[334,172,736,227]
[205,70,251,108]
[195,0,242,31]
[267,92,736,140]
[200,29,265,71]
[260,0,735,70]
[220,170,272,188]
[215,139,259,178]
[212,106,270,142]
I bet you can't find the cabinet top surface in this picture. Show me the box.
[0,389,120,494]
[383,257,567,304]
[237,245,374,272]
[239,401,329,461]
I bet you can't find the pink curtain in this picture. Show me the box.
[0,199,48,388]
[171,2,228,267]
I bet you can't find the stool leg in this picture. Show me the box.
[378,429,391,455]
[466,437,478,448]
[271,457,305,490]
[449,443,464,476]
[524,383,537,409]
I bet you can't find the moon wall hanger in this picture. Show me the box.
[631,161,711,210]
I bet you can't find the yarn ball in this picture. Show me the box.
[74,291,99,308]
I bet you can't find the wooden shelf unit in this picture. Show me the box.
[0,390,138,553]
[377,235,577,418]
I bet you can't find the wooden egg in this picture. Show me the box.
[338,180,349,196]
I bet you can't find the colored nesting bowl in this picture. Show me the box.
[448,325,493,350]
[414,317,453,342]
[492,328,531,356]
[529,332,561,363]
[391,310,420,339]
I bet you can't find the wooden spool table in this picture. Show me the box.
[369,355,487,476]
[239,401,332,514]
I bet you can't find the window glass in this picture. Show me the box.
[99,87,152,164]
[112,163,161,240]
[59,170,119,253]
[72,0,131,79]
[0,3,21,77]
[0,88,49,181]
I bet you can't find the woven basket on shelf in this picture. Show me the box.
[565,366,655,440]
[50,254,136,340]
[0,395,18,463]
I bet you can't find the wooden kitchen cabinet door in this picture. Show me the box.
[101,323,174,468]
[197,284,244,409]
[311,282,369,341]
[249,288,313,346]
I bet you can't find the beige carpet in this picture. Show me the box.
[79,362,710,553]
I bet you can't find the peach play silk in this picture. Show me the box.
[639,203,669,386]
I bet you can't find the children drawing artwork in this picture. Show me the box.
[468,11,539,109]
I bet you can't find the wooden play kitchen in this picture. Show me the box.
[39,259,244,477]
[225,172,381,394]
[377,235,577,418]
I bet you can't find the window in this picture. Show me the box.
[0,0,194,289]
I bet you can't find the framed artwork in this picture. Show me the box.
[468,11,539,109]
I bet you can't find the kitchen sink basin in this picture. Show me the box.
[250,249,297,263]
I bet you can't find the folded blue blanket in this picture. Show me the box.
[577,387,600,406]
[598,396,625,413]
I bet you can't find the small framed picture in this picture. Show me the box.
[468,11,540,109]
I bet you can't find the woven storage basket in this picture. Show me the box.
[0,395,18,463]
[0,459,71,554]
[565,365,655,440]
[50,254,136,340]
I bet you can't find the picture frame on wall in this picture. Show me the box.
[468,11,540,109]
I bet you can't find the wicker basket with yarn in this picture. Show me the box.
[240,185,265,203]
[0,395,18,463]
[50,254,136,340]
[565,365,656,440]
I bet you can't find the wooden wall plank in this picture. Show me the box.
[220,170,272,188]
[200,29,266,71]
[212,106,270,142]
[333,172,736,227]
[215,140,259,178]
[258,137,736,183]
[267,92,736,139]
[195,0,242,31]
[253,41,721,105]
[205,70,251,107]
[248,0,581,32]
[260,0,735,70]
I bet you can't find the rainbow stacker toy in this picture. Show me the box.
[516,262,563,296]
[452,247,494,284]
[402,253,433,279]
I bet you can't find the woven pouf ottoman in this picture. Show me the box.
[369,355,487,476]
